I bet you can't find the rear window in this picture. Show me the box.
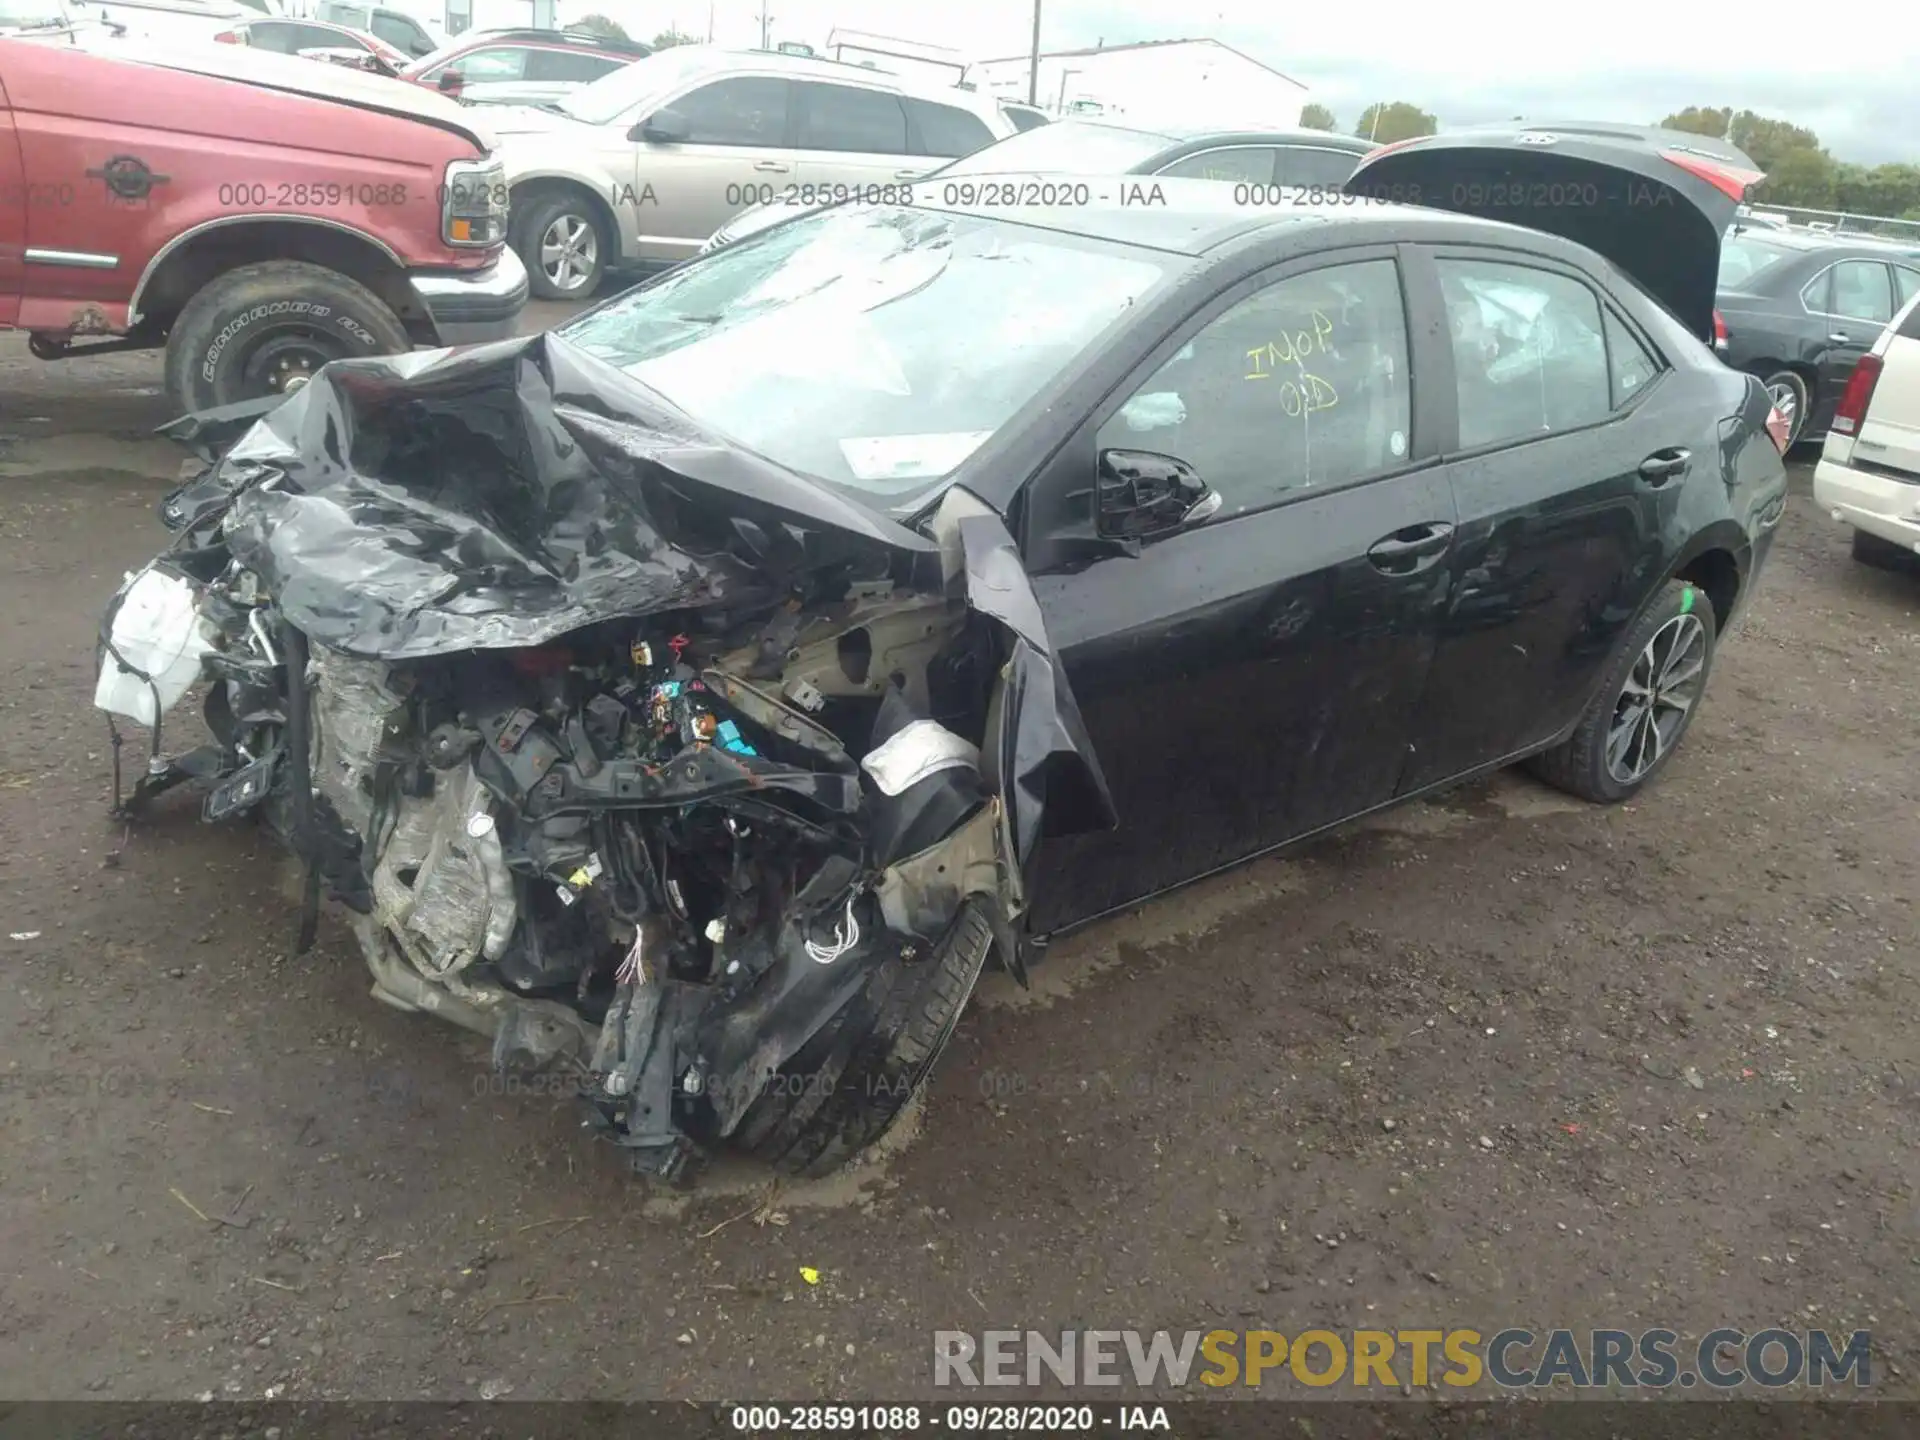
[942,120,1174,177]
[906,99,995,159]
[1718,233,1798,289]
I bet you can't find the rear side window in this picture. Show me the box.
[1604,310,1659,408]
[369,11,429,54]
[1097,258,1412,516]
[905,99,994,158]
[1157,148,1275,185]
[1272,145,1364,187]
[527,49,624,83]
[1438,258,1611,448]
[673,77,793,146]
[798,83,909,153]
[1829,261,1894,324]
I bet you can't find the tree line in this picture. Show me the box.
[1296,101,1918,220]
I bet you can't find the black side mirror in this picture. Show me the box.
[437,68,463,92]
[1096,449,1218,539]
[633,107,690,143]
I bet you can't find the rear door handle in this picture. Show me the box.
[1367,522,1453,573]
[1828,333,1853,344]
[893,167,925,180]
[1638,447,1691,485]
[753,160,790,173]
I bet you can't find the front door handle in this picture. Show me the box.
[753,160,790,173]
[1638,447,1691,485]
[893,167,925,180]
[1367,522,1453,574]
[1828,332,1853,344]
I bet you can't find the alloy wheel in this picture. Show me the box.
[539,213,598,293]
[1605,612,1707,784]
[1765,377,1801,443]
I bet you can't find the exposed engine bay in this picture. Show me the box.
[95,337,1113,1179]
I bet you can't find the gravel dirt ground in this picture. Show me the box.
[2,315,1917,1406]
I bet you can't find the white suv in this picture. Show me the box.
[1814,288,1920,567]
[490,48,1013,298]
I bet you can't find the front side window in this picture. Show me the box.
[1156,148,1276,185]
[1439,258,1610,449]
[1896,265,1920,310]
[1827,260,1894,324]
[559,207,1171,505]
[798,83,909,154]
[669,77,793,146]
[1097,258,1412,517]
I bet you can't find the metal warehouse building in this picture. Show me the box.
[969,38,1310,131]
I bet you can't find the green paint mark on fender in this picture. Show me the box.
[1680,585,1696,614]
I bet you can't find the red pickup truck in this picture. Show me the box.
[0,36,528,409]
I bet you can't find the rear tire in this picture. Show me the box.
[1758,368,1810,448]
[1527,579,1717,804]
[1851,527,1914,570]
[738,900,995,1178]
[163,261,410,414]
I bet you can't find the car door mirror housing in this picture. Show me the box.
[1096,449,1216,539]
[437,69,463,91]
[635,107,690,143]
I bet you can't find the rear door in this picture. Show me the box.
[792,80,920,192]
[1805,258,1896,425]
[1400,246,1681,789]
[0,69,22,327]
[1020,248,1453,932]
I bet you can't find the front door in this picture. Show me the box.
[1400,247,1677,791]
[1019,248,1454,933]
[0,70,22,328]
[627,75,799,262]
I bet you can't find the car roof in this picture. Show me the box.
[449,27,650,53]
[660,45,999,103]
[913,170,1582,259]
[1154,124,1375,152]
[1728,227,1920,260]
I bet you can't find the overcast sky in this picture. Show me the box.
[656,0,1914,166]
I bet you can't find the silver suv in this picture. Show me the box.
[492,47,1014,297]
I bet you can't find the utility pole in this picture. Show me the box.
[759,0,771,48]
[1026,0,1041,105]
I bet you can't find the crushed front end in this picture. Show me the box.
[95,338,1111,1180]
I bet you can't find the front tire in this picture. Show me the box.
[1759,368,1810,448]
[737,900,995,1177]
[511,189,609,300]
[163,261,410,413]
[1528,579,1717,804]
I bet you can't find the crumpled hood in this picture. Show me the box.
[183,335,940,660]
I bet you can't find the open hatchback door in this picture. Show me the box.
[1346,121,1765,343]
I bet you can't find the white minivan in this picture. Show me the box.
[1813,289,1920,566]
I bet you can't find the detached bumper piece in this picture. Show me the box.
[94,336,1113,1179]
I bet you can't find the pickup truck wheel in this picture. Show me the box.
[164,261,410,413]
[1526,579,1717,804]
[512,191,608,300]
[735,899,995,1178]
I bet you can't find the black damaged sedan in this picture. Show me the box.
[99,125,1788,1179]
